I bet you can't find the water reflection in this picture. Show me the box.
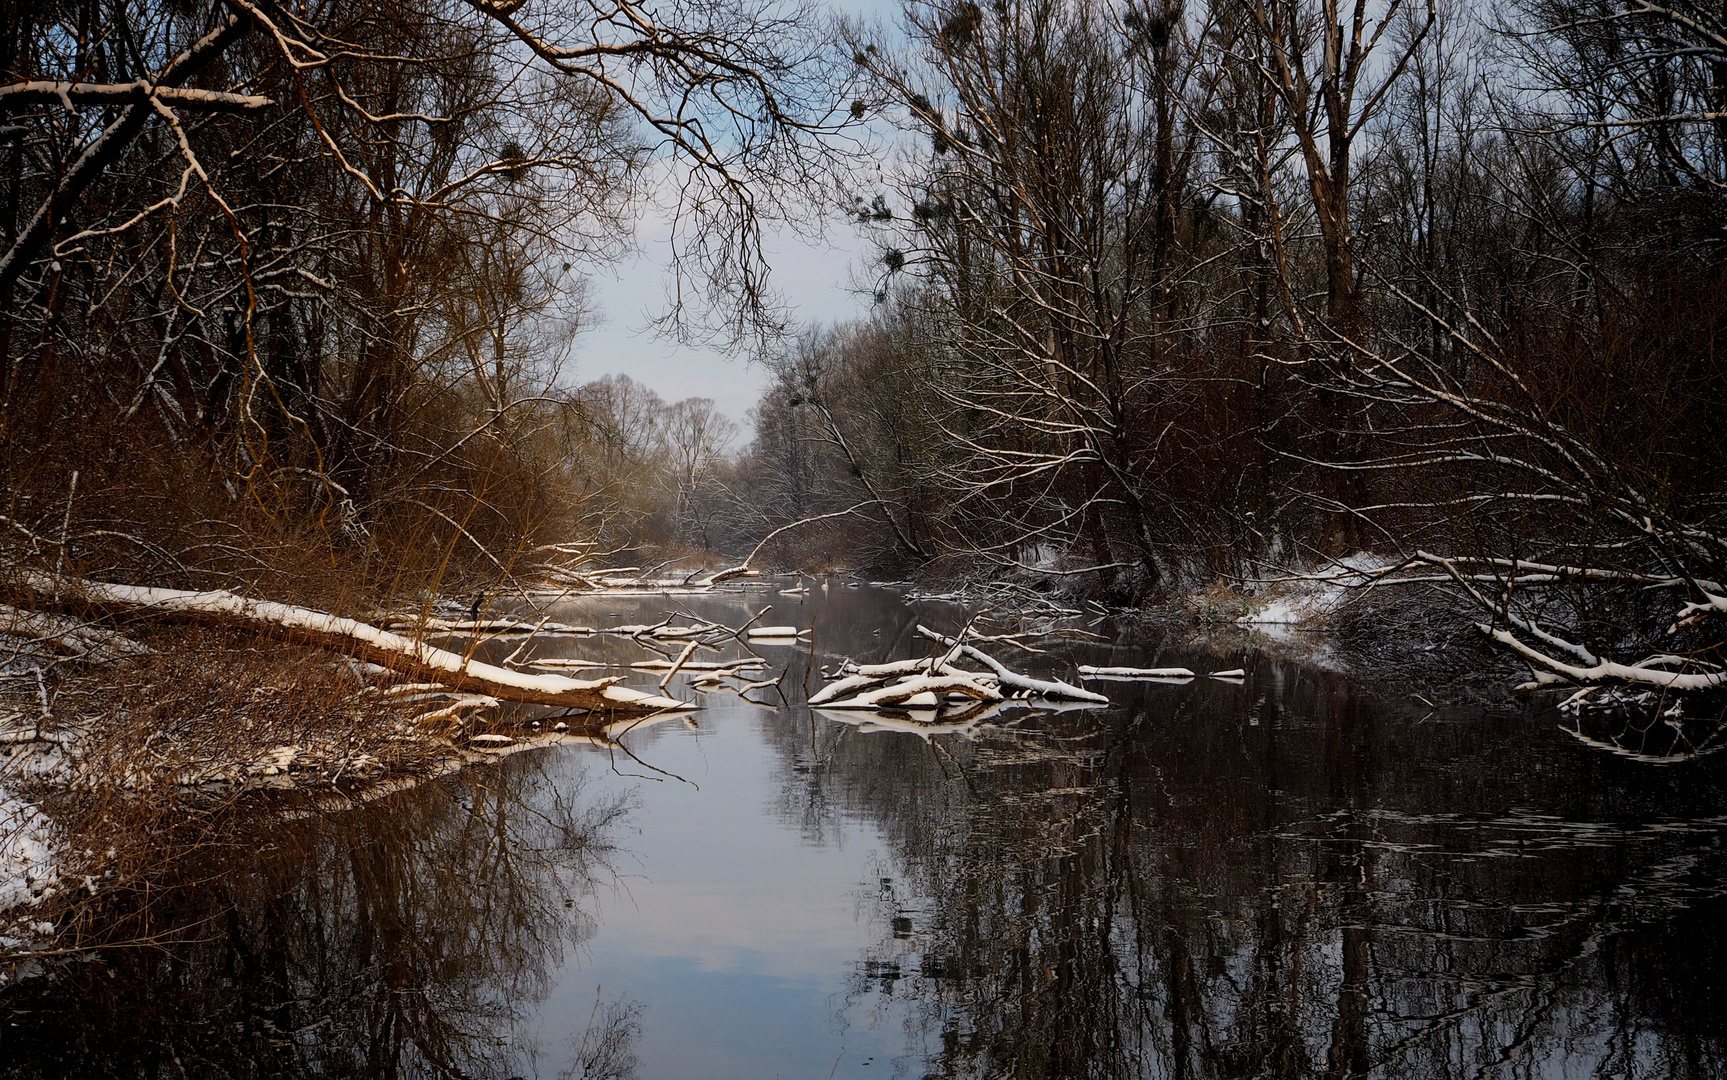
[0,759,635,1078]
[774,668,1727,1078]
[3,583,1726,1078]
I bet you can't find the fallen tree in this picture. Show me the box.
[1297,553,1727,696]
[21,574,690,714]
[913,627,1109,703]
[808,624,1109,713]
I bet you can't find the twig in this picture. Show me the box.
[55,470,78,576]
[658,640,701,691]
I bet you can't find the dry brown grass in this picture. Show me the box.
[1182,581,1251,625]
[0,625,509,942]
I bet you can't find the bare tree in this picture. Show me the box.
[1262,0,1727,696]
[849,0,1235,594]
[659,396,738,547]
[0,0,866,604]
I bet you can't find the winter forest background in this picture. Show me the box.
[5,0,1726,695]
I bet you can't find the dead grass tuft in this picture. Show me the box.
[1,627,497,941]
[1183,581,1250,624]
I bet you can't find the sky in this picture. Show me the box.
[566,210,875,441]
[563,0,905,443]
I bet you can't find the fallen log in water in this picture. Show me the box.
[815,674,1004,709]
[629,659,770,672]
[376,615,596,637]
[808,626,1109,712]
[915,627,1109,703]
[23,573,690,713]
[1076,665,1247,681]
[1078,665,1195,679]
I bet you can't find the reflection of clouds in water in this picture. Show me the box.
[602,880,871,976]
[567,698,891,984]
[563,584,1727,1078]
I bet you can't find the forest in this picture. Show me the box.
[735,0,1727,701]
[4,0,1724,699]
[5,6,1727,1072]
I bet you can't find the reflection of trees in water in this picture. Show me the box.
[0,756,638,1079]
[762,661,1727,1078]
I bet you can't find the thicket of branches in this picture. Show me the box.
[730,0,1727,694]
[5,0,1724,697]
[0,0,853,606]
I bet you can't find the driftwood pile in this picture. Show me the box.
[808,625,1109,714]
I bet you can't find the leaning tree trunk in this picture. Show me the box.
[23,573,690,713]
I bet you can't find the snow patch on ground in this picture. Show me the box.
[1236,552,1394,627]
[0,785,59,916]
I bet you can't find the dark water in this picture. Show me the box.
[4,582,1727,1078]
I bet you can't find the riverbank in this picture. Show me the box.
[1168,558,1532,708]
[0,627,456,959]
[1,563,1706,972]
[0,608,689,965]
[7,580,1727,1078]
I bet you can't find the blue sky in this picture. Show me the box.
[565,0,905,442]
[568,214,874,440]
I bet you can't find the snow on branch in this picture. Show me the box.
[0,603,150,664]
[22,573,689,713]
[913,626,1109,703]
[0,81,273,115]
[1489,627,1727,693]
[803,624,1106,720]
[1333,550,1727,694]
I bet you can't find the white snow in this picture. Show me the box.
[0,786,58,914]
[1236,552,1394,627]
[23,572,691,712]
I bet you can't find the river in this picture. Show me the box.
[3,581,1725,1078]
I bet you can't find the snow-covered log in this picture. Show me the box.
[1486,626,1727,693]
[0,602,150,663]
[915,626,1109,703]
[807,673,882,705]
[851,657,954,677]
[808,657,986,704]
[1078,665,1196,679]
[377,615,595,636]
[24,574,690,713]
[816,674,1003,709]
[1076,665,1243,680]
[630,659,768,672]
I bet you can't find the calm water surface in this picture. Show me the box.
[3,583,1726,1078]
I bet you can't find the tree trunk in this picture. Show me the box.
[25,574,690,713]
